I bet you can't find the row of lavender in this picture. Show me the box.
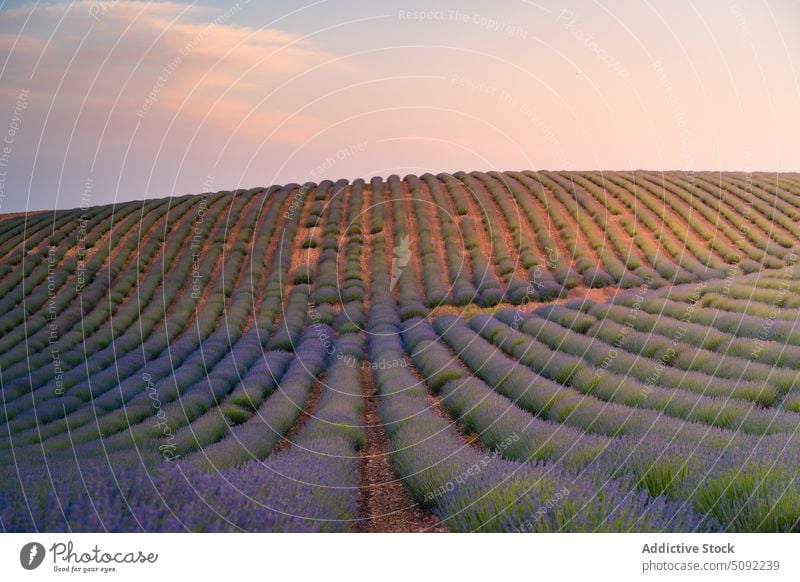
[399,263,800,530]
[1,179,370,531]
[1,171,799,382]
[367,217,704,530]
[0,331,363,531]
[2,172,800,531]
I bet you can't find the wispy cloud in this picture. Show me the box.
[0,1,335,140]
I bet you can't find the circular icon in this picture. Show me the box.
[20,542,46,570]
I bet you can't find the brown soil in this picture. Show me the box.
[728,174,800,217]
[493,173,549,266]
[76,198,175,275]
[64,202,143,263]
[424,176,474,291]
[704,173,797,243]
[448,174,507,286]
[146,195,234,330]
[0,210,47,222]
[570,284,620,302]
[272,376,324,455]
[424,392,484,450]
[10,198,222,446]
[9,210,80,260]
[356,365,445,533]
[359,182,373,311]
[537,171,608,271]
[639,172,740,253]
[502,172,558,266]
[6,197,198,385]
[417,180,453,288]
[49,193,253,440]
[399,353,483,450]
[218,191,272,314]
[241,188,297,332]
[507,171,576,271]
[748,175,800,210]
[269,185,320,332]
[556,171,654,270]
[636,172,741,265]
[584,171,678,273]
[188,193,259,323]
[335,181,353,300]
[427,282,623,318]
[94,190,254,449]
[666,171,786,245]
[399,180,430,302]
[471,173,532,284]
[382,181,397,299]
[289,185,321,273]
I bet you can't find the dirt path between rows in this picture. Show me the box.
[272,377,324,455]
[355,332,444,533]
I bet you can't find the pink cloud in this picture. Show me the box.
[0,1,337,144]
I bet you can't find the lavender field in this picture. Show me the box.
[2,171,800,532]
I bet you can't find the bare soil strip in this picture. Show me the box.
[492,173,549,267]
[427,282,621,319]
[536,173,607,271]
[568,173,654,273]
[356,362,444,532]
[581,171,680,274]
[287,184,321,276]
[272,376,324,455]
[399,179,430,303]
[632,173,739,266]
[450,175,508,288]
[471,174,532,284]
[418,179,455,291]
[424,393,485,450]
[508,172,576,272]
[241,188,297,332]
[0,210,47,221]
[359,183,373,311]
[400,352,486,451]
[190,194,258,320]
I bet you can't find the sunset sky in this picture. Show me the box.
[0,0,798,211]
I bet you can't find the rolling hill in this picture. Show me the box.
[2,170,800,532]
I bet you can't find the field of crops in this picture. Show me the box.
[2,170,800,532]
